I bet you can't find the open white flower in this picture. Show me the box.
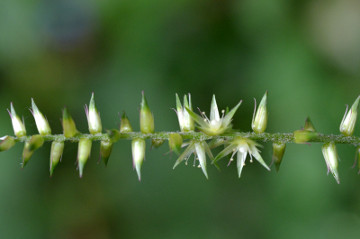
[186,95,242,136]
[214,137,270,178]
[173,140,213,179]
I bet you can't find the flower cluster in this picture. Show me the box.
[0,91,360,184]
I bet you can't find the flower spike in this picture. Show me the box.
[252,91,268,134]
[85,93,102,135]
[31,99,52,136]
[322,142,340,184]
[214,137,270,178]
[340,95,360,136]
[175,93,194,132]
[8,103,26,137]
[186,95,242,136]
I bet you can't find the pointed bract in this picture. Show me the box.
[31,99,51,136]
[0,136,16,152]
[252,91,268,134]
[132,138,146,181]
[304,117,316,132]
[322,142,340,184]
[85,93,102,134]
[100,140,113,166]
[8,103,26,137]
[50,141,64,176]
[340,95,360,136]
[140,92,154,134]
[62,108,79,138]
[22,135,44,167]
[77,138,92,178]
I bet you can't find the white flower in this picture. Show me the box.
[214,137,270,178]
[322,142,340,184]
[173,140,213,179]
[186,95,242,136]
[175,93,194,132]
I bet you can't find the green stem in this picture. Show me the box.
[13,131,360,146]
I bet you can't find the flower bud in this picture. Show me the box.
[168,133,183,155]
[272,142,286,172]
[85,93,102,134]
[77,138,92,178]
[62,108,79,138]
[151,139,164,148]
[340,95,360,136]
[22,135,44,167]
[31,99,51,136]
[175,93,194,132]
[132,138,146,181]
[293,117,318,144]
[50,141,64,176]
[0,136,16,152]
[293,130,318,144]
[100,140,113,166]
[120,112,133,133]
[8,103,26,137]
[140,92,154,134]
[322,142,340,184]
[252,91,268,133]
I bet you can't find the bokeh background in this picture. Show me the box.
[1,0,360,238]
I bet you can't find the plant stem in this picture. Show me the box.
[13,131,360,146]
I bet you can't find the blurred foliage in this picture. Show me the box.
[1,0,360,238]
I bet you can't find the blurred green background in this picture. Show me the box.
[1,0,360,238]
